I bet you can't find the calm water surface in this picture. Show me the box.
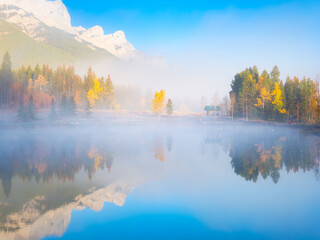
[0,123,319,240]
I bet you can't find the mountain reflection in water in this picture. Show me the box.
[0,124,319,240]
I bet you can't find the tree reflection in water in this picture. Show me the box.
[0,125,318,239]
[0,132,114,198]
[227,128,320,183]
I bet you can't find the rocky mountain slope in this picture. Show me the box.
[0,0,139,60]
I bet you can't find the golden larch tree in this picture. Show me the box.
[152,89,166,116]
[255,87,271,110]
[87,78,103,107]
[271,82,286,114]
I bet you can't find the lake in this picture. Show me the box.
[0,122,319,240]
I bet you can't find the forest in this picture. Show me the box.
[0,51,115,112]
[0,51,176,120]
[0,51,319,124]
[230,65,320,124]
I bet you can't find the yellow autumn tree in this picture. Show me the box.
[255,87,271,109]
[271,82,286,114]
[87,78,103,107]
[87,146,103,171]
[152,89,166,116]
[34,74,48,92]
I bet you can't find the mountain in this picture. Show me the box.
[0,18,116,68]
[0,4,118,68]
[0,0,141,61]
[0,181,135,240]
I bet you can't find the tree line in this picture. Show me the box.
[0,52,115,113]
[0,52,177,120]
[230,65,320,123]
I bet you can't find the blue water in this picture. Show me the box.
[0,124,319,240]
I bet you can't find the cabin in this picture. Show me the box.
[204,105,221,116]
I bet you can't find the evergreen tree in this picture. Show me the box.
[271,65,280,83]
[49,98,58,121]
[25,95,37,121]
[250,65,259,83]
[60,94,68,116]
[85,98,92,117]
[17,100,25,121]
[166,99,173,116]
[0,51,14,107]
[104,75,114,108]
[84,67,95,93]
[68,96,77,116]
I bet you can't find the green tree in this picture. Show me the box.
[238,69,257,121]
[271,65,280,83]
[49,98,58,121]
[0,51,14,107]
[24,95,37,121]
[17,100,25,121]
[68,96,77,116]
[166,99,173,116]
[60,94,68,116]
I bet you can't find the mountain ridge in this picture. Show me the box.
[0,0,139,59]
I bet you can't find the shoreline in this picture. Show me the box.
[0,109,319,135]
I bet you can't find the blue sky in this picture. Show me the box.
[63,0,320,100]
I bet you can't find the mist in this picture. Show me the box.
[1,1,320,239]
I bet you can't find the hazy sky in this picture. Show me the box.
[63,0,320,103]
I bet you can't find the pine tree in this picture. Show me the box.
[17,100,25,121]
[271,66,280,83]
[85,98,92,117]
[25,95,37,121]
[60,94,68,116]
[68,96,77,116]
[166,99,173,116]
[104,75,114,109]
[49,98,57,121]
[0,51,14,107]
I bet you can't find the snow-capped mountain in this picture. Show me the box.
[0,0,138,59]
[0,0,71,31]
[0,181,134,240]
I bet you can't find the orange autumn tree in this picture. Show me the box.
[152,89,166,119]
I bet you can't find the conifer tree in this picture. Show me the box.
[0,51,14,107]
[85,98,92,117]
[271,66,280,83]
[60,94,68,116]
[25,95,36,121]
[166,99,173,116]
[49,98,57,121]
[17,100,25,121]
[68,96,77,116]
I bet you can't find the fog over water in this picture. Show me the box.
[0,122,319,240]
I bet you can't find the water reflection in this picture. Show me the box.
[0,125,319,240]
[0,134,114,198]
[227,128,320,183]
[152,137,166,162]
